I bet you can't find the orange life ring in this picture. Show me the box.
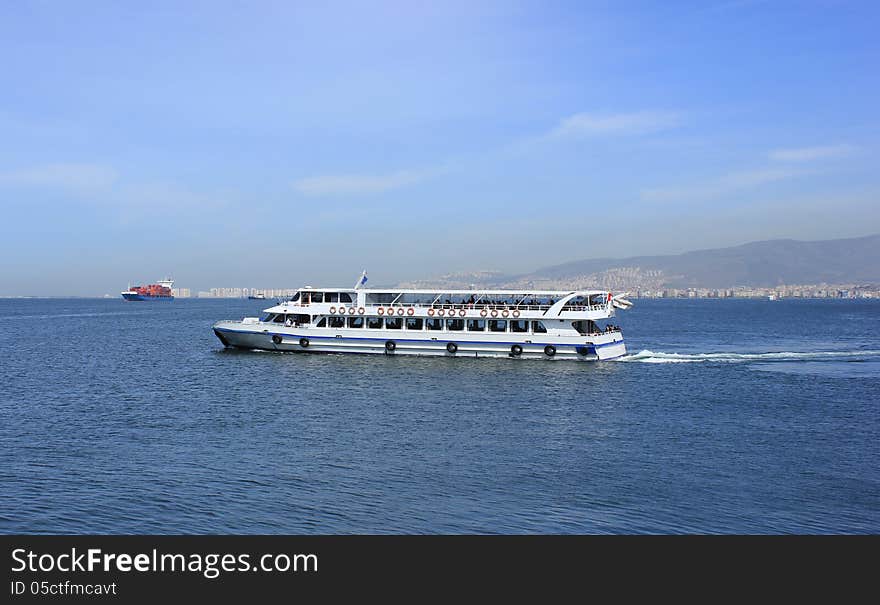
[480,309,487,317]
[427,308,435,316]
[378,307,385,315]
[491,310,499,318]
[387,307,394,316]
[338,307,346,315]
[329,306,336,314]
[501,310,510,318]
[407,308,415,316]
[512,310,520,318]
[458,309,466,317]
[358,307,365,315]
[438,309,446,316]
[397,308,404,316]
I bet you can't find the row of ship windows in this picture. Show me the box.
[290,292,352,303]
[314,316,547,333]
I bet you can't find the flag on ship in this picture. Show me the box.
[355,270,368,289]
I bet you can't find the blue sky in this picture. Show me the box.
[1,0,878,295]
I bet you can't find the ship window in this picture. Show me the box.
[262,313,275,322]
[311,292,324,303]
[347,316,364,329]
[488,320,507,332]
[367,316,383,329]
[426,318,443,331]
[446,318,464,331]
[511,320,528,333]
[290,292,301,302]
[326,292,339,303]
[467,319,485,331]
[385,317,402,329]
[316,317,327,327]
[329,316,345,328]
[532,321,547,333]
[406,317,423,330]
[273,314,286,323]
[340,293,353,303]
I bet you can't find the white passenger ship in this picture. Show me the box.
[213,283,633,361]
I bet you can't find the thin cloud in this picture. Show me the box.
[0,163,231,215]
[549,111,682,139]
[0,163,117,193]
[768,144,856,162]
[293,169,431,196]
[642,168,805,203]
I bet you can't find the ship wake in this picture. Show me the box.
[615,349,880,364]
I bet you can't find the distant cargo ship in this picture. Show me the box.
[248,293,266,300]
[121,278,174,301]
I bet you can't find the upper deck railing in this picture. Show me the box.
[292,300,609,313]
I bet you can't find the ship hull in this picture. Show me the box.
[122,293,174,301]
[212,322,625,361]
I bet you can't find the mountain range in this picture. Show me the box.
[399,234,880,291]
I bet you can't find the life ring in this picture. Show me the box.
[385,340,396,352]
[501,310,510,318]
[407,308,415,316]
[480,309,487,317]
[576,345,591,356]
[329,306,336,314]
[387,307,394,316]
[378,307,385,316]
[544,345,556,357]
[271,334,282,345]
[438,309,446,316]
[349,307,357,315]
[338,307,346,315]
[490,310,499,318]
[446,342,458,354]
[458,309,466,317]
[512,310,520,318]
[427,308,435,316]
[397,308,405,316]
[299,338,309,348]
[358,307,365,315]
[510,344,523,356]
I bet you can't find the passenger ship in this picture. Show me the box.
[213,284,633,361]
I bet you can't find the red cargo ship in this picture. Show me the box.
[121,278,175,301]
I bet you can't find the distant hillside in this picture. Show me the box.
[529,234,880,288]
[401,234,880,290]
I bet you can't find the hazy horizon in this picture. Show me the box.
[2,1,878,296]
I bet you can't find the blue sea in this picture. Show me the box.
[1,298,877,534]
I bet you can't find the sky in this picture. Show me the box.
[0,0,878,295]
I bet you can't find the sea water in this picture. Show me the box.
[0,298,877,533]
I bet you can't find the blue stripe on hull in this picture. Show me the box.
[214,326,623,350]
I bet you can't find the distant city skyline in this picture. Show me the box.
[1,1,878,296]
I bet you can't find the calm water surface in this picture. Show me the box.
[1,298,877,534]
